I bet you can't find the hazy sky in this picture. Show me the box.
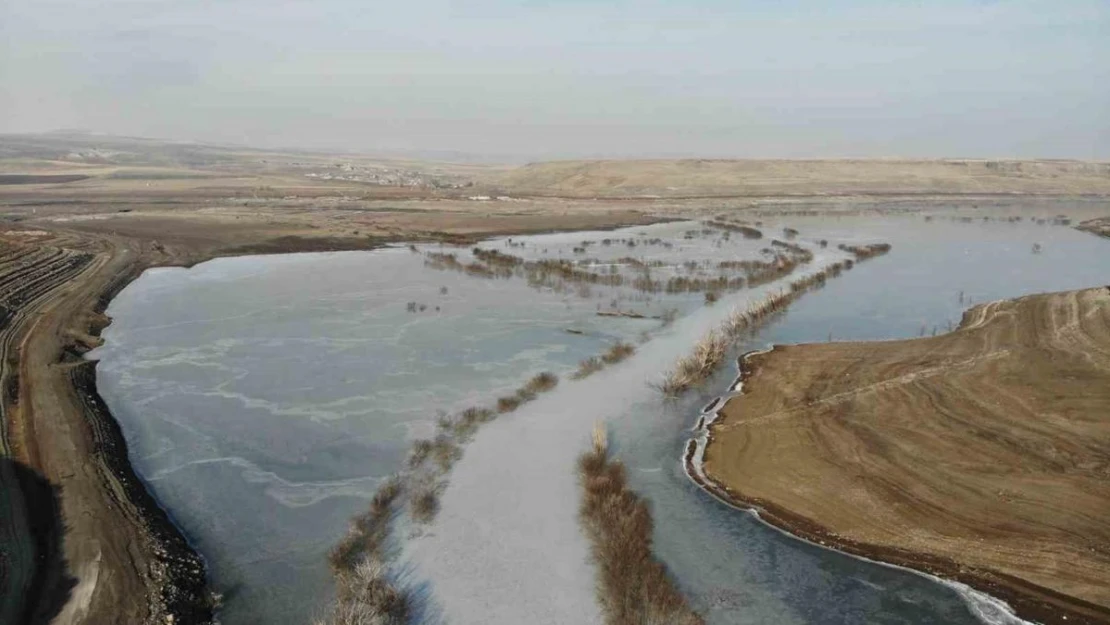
[2,0,1107,160]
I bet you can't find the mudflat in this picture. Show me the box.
[703,287,1110,624]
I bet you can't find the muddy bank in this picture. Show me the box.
[688,287,1110,625]
[53,247,214,623]
[67,361,214,621]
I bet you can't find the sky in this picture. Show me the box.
[1,0,1107,160]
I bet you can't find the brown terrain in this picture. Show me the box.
[0,132,1108,624]
[1079,217,1110,239]
[493,158,1110,198]
[701,287,1110,625]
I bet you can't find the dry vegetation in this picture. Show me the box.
[573,341,637,380]
[423,233,816,306]
[496,371,559,413]
[572,356,606,380]
[490,158,1110,198]
[11,133,1108,625]
[323,477,410,625]
[838,242,892,260]
[409,481,442,525]
[601,341,636,364]
[578,424,704,625]
[658,254,867,397]
[701,287,1110,625]
[706,220,763,239]
[1078,217,1110,239]
[323,370,561,622]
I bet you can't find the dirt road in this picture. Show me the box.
[1,231,213,624]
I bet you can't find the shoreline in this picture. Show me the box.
[16,215,670,623]
[62,257,216,623]
[14,208,1108,623]
[67,361,213,621]
[684,331,1110,625]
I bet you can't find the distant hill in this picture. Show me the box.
[5,133,1109,198]
[489,159,1110,198]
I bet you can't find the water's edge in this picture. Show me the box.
[77,262,216,622]
[680,318,1087,625]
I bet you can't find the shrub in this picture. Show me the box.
[410,483,441,524]
[407,439,433,470]
[451,406,496,440]
[431,434,462,471]
[523,371,559,393]
[497,394,523,413]
[601,341,635,365]
[321,555,410,625]
[838,242,892,260]
[659,329,728,397]
[662,278,839,397]
[572,356,604,380]
[577,425,704,625]
[327,476,404,591]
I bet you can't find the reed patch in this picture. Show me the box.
[577,423,704,625]
[658,247,889,397]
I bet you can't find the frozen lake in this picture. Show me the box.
[91,211,1110,624]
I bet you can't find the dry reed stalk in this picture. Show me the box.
[577,429,704,625]
[573,356,605,379]
[592,421,608,454]
[660,253,884,397]
[323,477,410,625]
[659,329,729,396]
[326,366,568,617]
[601,341,636,365]
[410,480,441,524]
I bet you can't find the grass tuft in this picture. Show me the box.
[323,476,410,625]
[431,434,462,471]
[319,555,410,625]
[497,394,523,413]
[523,371,559,394]
[572,356,605,380]
[410,481,441,524]
[601,341,636,365]
[658,329,728,397]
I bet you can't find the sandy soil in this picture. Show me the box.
[490,159,1110,198]
[702,287,1110,625]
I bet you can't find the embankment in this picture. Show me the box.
[1,233,215,624]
